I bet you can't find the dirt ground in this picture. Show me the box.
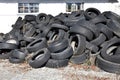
[0,59,119,80]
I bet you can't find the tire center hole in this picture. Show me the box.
[71,36,78,51]
[32,51,44,60]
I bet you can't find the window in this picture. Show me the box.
[18,3,39,13]
[66,2,84,12]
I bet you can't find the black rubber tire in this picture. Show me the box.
[34,23,45,29]
[9,57,25,63]
[12,17,25,29]
[90,33,106,46]
[12,17,22,29]
[29,48,50,68]
[96,23,113,40]
[10,49,27,60]
[51,46,73,60]
[24,27,36,37]
[69,34,86,55]
[0,43,18,49]
[107,19,120,37]
[102,11,120,22]
[76,20,100,38]
[48,29,65,42]
[100,36,118,48]
[114,46,120,55]
[22,36,36,42]
[50,23,69,31]
[9,49,26,63]
[70,25,93,40]
[19,40,29,47]
[24,15,36,21]
[90,14,107,24]
[86,41,99,53]
[70,50,90,64]
[22,23,33,34]
[100,38,120,63]
[45,59,69,68]
[46,31,53,40]
[36,13,50,24]
[95,55,120,74]
[4,32,17,40]
[48,38,69,53]
[84,8,101,20]
[27,38,47,53]
[69,10,85,20]
[0,50,11,59]
[40,26,51,37]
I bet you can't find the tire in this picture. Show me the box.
[100,38,120,63]
[36,13,50,24]
[107,19,120,37]
[69,10,85,20]
[22,23,34,34]
[102,11,120,22]
[76,20,100,38]
[9,57,25,63]
[69,34,86,55]
[51,46,73,60]
[9,49,26,63]
[70,25,93,40]
[12,17,22,29]
[90,33,106,46]
[90,14,107,24]
[70,50,90,64]
[114,46,120,55]
[29,48,50,68]
[25,15,36,21]
[27,38,47,53]
[24,27,36,37]
[48,29,65,42]
[48,38,69,53]
[96,23,113,40]
[22,36,36,42]
[12,17,25,29]
[46,31,54,40]
[0,43,18,49]
[4,33,17,40]
[50,23,69,31]
[95,55,120,74]
[40,26,51,37]
[45,59,69,68]
[84,8,101,20]
[86,41,99,53]
[0,50,11,59]
[10,49,27,60]
[100,36,118,48]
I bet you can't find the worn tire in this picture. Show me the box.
[29,48,50,68]
[45,59,69,68]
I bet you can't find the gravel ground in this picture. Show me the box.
[0,59,120,80]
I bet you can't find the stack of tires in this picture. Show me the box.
[0,7,120,74]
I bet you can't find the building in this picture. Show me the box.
[0,0,119,33]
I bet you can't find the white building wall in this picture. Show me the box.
[0,2,120,33]
[0,3,18,33]
[39,3,66,16]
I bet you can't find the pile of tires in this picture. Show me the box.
[0,7,120,74]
